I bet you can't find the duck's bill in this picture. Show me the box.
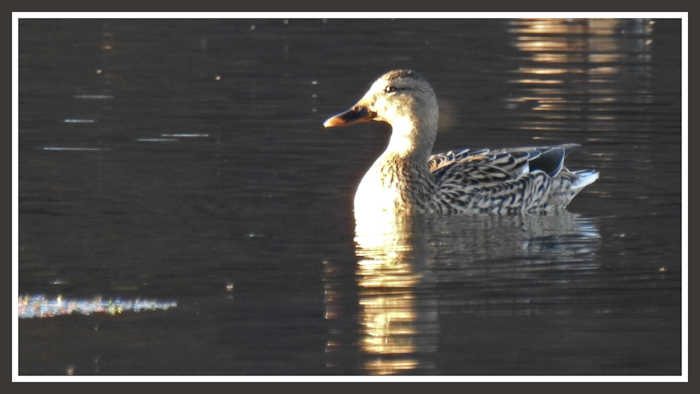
[323,104,375,128]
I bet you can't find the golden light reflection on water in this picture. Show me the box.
[506,18,654,138]
[509,18,654,37]
[364,359,419,375]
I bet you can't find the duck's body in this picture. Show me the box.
[324,70,598,214]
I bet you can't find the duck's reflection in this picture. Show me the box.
[353,210,438,375]
[324,208,600,375]
[431,213,602,322]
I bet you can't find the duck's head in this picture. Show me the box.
[323,70,438,133]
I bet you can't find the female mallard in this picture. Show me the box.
[324,70,598,214]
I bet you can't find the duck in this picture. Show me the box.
[323,70,598,214]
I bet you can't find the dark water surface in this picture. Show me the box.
[17,18,682,376]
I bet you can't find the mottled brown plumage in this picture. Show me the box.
[324,70,598,214]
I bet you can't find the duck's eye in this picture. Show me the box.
[385,86,396,93]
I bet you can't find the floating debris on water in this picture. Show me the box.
[160,133,209,138]
[63,119,95,123]
[43,147,108,151]
[18,295,177,318]
[73,94,114,99]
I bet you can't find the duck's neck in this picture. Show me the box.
[373,116,438,201]
[383,117,436,166]
[356,117,438,213]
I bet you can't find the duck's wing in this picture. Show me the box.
[428,144,579,185]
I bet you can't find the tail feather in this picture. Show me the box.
[572,170,599,189]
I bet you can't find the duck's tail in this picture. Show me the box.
[571,170,599,189]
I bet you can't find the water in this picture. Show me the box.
[16,18,682,377]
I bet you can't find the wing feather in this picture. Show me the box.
[429,145,576,187]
